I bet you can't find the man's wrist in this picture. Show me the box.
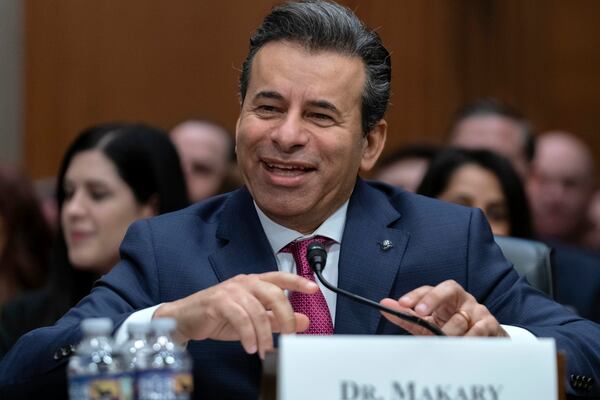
[153,301,189,345]
[153,301,176,320]
[501,324,536,340]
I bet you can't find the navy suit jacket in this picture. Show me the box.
[1,180,599,399]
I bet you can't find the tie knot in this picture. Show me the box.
[281,236,333,277]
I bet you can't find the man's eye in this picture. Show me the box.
[255,105,280,115]
[310,113,332,120]
[307,112,335,126]
[191,163,213,176]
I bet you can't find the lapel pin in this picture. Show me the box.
[379,239,393,251]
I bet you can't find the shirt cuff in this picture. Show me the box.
[501,324,536,340]
[114,304,162,346]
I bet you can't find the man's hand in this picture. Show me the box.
[153,271,318,358]
[379,280,508,337]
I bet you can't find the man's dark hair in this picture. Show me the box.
[448,98,536,162]
[239,0,391,136]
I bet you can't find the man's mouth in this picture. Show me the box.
[262,160,316,176]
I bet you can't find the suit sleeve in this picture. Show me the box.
[0,219,161,389]
[466,209,600,397]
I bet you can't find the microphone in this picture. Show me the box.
[306,242,445,336]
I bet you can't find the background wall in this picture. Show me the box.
[0,0,23,165]
[21,0,600,178]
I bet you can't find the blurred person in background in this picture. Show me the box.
[33,177,59,232]
[418,148,600,321]
[170,119,237,202]
[373,144,439,192]
[448,101,600,318]
[0,123,188,355]
[528,131,596,248]
[417,148,532,238]
[0,166,53,307]
[448,98,535,180]
[527,132,600,322]
[583,191,600,251]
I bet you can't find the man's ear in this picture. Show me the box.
[359,119,387,173]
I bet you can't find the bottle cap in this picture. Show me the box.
[127,322,151,335]
[81,318,113,335]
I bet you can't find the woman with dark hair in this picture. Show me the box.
[417,148,533,239]
[0,166,53,306]
[0,123,188,354]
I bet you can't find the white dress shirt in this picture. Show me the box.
[254,200,347,323]
[115,201,534,344]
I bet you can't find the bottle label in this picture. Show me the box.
[119,372,135,400]
[137,369,193,400]
[69,374,128,400]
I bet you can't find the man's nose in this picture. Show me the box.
[270,113,309,152]
[544,181,568,198]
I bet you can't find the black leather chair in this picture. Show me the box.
[494,235,554,298]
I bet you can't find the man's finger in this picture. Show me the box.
[412,280,465,317]
[219,302,259,354]
[270,312,310,333]
[250,279,298,336]
[440,310,471,336]
[259,271,319,294]
[464,305,503,337]
[379,298,436,336]
[396,285,433,308]
[236,293,276,359]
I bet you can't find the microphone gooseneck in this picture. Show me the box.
[306,242,445,336]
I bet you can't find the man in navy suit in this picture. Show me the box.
[1,1,599,399]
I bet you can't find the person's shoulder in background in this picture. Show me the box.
[551,241,600,323]
[0,287,56,358]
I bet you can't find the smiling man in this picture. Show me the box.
[1,1,599,399]
[234,40,384,234]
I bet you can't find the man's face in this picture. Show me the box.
[451,115,529,179]
[583,191,600,250]
[527,134,595,241]
[235,41,385,233]
[171,124,231,202]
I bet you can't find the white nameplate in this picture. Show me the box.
[278,335,557,400]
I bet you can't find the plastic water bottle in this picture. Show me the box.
[136,318,193,400]
[120,322,152,399]
[68,318,125,400]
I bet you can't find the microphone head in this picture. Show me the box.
[307,241,327,273]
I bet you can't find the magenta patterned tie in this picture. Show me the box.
[281,236,334,335]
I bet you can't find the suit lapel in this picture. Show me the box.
[335,180,410,334]
[209,188,278,282]
[207,183,410,335]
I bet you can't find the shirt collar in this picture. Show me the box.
[255,201,349,254]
